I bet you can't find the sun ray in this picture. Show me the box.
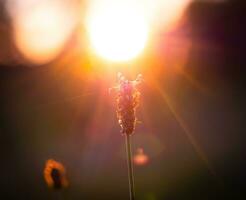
[152,80,217,177]
[176,66,213,96]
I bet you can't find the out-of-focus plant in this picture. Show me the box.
[44,159,68,190]
[44,159,69,200]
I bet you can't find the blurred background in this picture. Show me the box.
[0,0,245,199]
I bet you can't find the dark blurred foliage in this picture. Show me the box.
[0,0,246,200]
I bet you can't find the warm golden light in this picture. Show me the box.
[134,148,149,166]
[86,0,148,62]
[9,0,77,64]
[141,0,191,30]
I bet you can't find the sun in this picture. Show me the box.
[86,0,149,62]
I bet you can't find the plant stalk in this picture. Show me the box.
[125,134,135,200]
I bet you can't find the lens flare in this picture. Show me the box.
[86,0,191,62]
[8,0,77,64]
[134,148,149,166]
[141,0,191,30]
[86,0,149,62]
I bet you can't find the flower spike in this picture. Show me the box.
[116,73,142,135]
